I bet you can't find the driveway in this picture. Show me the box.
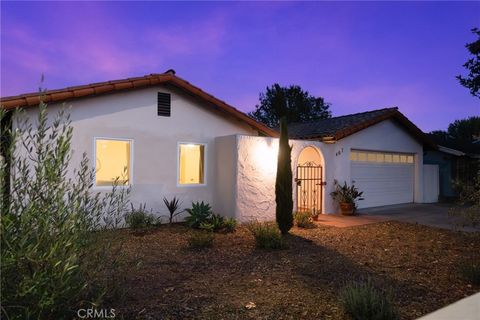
[357,203,478,232]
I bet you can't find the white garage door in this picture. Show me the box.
[350,150,414,209]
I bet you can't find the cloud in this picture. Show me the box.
[146,13,228,57]
[1,3,230,95]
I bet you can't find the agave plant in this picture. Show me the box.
[185,201,212,228]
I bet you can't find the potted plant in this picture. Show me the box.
[330,180,364,215]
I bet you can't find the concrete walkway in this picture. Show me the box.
[315,203,478,231]
[357,203,478,232]
[417,292,480,320]
[315,213,387,228]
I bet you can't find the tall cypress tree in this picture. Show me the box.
[275,116,293,234]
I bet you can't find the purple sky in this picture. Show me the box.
[1,1,479,132]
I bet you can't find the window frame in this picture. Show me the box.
[350,149,415,165]
[93,137,134,189]
[177,141,208,187]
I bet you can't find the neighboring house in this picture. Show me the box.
[424,134,480,200]
[0,70,437,222]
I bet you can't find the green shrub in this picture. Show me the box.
[0,106,131,319]
[459,259,480,285]
[222,217,237,233]
[125,203,160,229]
[449,177,480,230]
[199,221,215,232]
[185,201,212,228]
[199,214,237,233]
[187,231,214,249]
[294,211,315,228]
[247,222,286,249]
[209,213,225,231]
[340,278,398,320]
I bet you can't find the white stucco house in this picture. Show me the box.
[0,70,437,222]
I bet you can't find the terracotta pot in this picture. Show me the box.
[312,214,319,221]
[340,202,355,215]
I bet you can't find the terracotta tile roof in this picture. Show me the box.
[287,107,437,148]
[0,70,278,137]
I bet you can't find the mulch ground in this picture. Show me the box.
[107,221,479,320]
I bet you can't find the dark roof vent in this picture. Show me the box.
[157,92,171,117]
[165,69,176,75]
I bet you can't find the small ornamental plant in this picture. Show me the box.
[125,203,160,229]
[187,231,214,249]
[340,278,398,320]
[330,180,364,215]
[163,196,183,224]
[294,211,315,228]
[247,222,286,249]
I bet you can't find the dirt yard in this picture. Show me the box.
[108,221,479,320]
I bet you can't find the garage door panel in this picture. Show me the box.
[352,162,414,209]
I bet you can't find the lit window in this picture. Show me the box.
[368,153,376,162]
[400,155,407,163]
[384,154,392,162]
[350,151,358,161]
[358,152,367,161]
[179,143,205,185]
[376,153,384,163]
[392,154,400,163]
[407,155,414,163]
[95,139,131,186]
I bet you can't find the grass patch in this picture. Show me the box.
[246,222,286,249]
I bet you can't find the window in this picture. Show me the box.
[350,151,358,161]
[350,150,414,165]
[178,143,205,185]
[95,138,132,186]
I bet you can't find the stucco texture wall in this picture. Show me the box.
[231,135,335,222]
[15,92,426,223]
[229,119,424,222]
[17,86,258,220]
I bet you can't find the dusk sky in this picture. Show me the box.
[1,1,479,132]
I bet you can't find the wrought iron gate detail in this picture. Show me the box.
[296,161,323,215]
